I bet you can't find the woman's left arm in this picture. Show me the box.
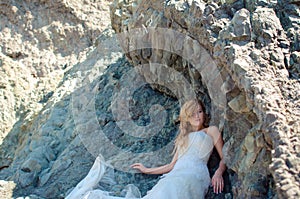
[207,126,226,194]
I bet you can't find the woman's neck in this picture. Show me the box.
[192,125,204,132]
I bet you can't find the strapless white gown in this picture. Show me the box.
[66,131,214,199]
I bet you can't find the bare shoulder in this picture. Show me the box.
[206,126,222,143]
[206,126,220,135]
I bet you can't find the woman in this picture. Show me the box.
[67,99,226,199]
[131,99,226,198]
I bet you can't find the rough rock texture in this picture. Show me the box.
[0,0,110,198]
[110,0,300,198]
[0,0,111,143]
[0,0,299,199]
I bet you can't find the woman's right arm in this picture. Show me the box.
[131,151,178,175]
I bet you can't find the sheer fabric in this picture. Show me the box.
[66,131,214,199]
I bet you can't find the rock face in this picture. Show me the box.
[0,0,113,197]
[0,0,299,199]
[110,0,300,198]
[0,0,111,143]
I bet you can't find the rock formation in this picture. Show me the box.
[110,0,300,198]
[0,0,299,198]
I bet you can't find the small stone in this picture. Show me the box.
[228,93,250,113]
[21,158,42,173]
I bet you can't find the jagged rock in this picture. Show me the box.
[219,8,251,41]
[109,0,300,198]
[0,0,112,145]
[228,93,251,113]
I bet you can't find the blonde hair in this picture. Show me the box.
[173,99,209,154]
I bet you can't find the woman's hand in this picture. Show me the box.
[211,171,224,194]
[130,161,175,175]
[130,163,148,173]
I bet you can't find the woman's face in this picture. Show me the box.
[188,105,204,131]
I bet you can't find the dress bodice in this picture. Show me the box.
[171,131,214,173]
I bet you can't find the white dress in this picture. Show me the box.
[66,131,214,199]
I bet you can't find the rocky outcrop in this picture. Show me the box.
[0,0,113,197]
[110,0,300,198]
[0,0,299,198]
[0,0,111,144]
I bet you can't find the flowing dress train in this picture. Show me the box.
[66,131,214,199]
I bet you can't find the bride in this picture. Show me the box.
[66,99,226,199]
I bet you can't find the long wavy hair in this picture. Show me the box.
[173,99,209,154]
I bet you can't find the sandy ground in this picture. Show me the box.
[0,180,15,199]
